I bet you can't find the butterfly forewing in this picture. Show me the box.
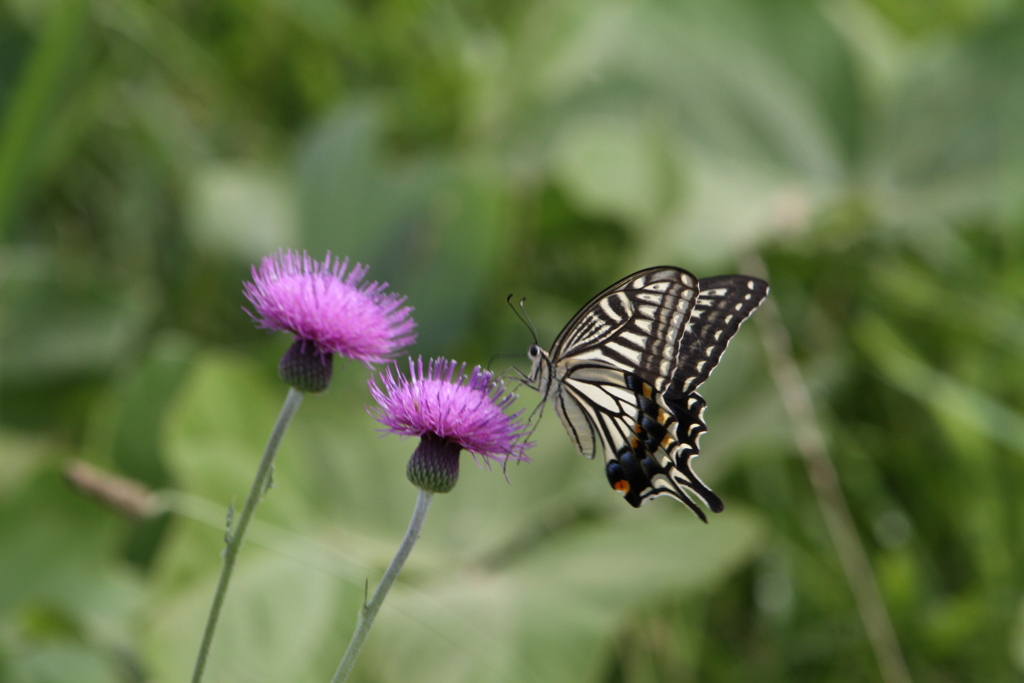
[671,276,771,396]
[527,266,767,519]
[551,268,699,394]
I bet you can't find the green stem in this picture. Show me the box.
[190,387,305,683]
[331,488,434,683]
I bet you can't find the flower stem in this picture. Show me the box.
[331,488,434,683]
[190,387,305,683]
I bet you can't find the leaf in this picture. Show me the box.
[0,248,150,384]
[0,470,144,678]
[296,102,512,354]
[853,312,1024,456]
[364,507,765,683]
[185,164,299,261]
[142,538,341,683]
[551,113,669,227]
[6,643,123,683]
[161,351,312,524]
[0,471,137,621]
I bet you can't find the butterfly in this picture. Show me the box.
[523,267,768,520]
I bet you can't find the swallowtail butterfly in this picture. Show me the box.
[524,267,768,520]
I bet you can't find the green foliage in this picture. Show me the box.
[2,0,1024,681]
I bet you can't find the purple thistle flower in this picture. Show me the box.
[368,357,531,492]
[244,250,416,366]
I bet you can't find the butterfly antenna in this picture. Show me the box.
[504,293,547,442]
[519,297,540,346]
[506,294,540,346]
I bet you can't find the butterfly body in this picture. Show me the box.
[526,267,768,520]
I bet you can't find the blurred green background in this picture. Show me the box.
[2,0,1024,681]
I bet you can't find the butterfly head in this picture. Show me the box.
[507,295,547,385]
[526,343,549,389]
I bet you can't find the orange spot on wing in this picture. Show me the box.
[613,480,631,493]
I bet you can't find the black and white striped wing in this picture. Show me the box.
[671,276,771,396]
[651,275,769,514]
[549,268,699,394]
[538,267,768,519]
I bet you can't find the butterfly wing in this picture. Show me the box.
[549,267,700,393]
[672,276,772,396]
[644,275,770,510]
[539,268,768,518]
[538,267,698,462]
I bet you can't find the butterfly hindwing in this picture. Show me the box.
[598,373,721,519]
[555,364,646,460]
[526,266,768,519]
